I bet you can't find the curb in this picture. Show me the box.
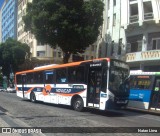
[126,107,160,116]
[0,109,46,136]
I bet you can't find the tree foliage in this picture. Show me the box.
[23,0,104,63]
[0,38,30,77]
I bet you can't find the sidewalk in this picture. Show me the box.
[0,110,20,135]
[0,117,10,127]
[0,109,45,136]
[126,107,160,116]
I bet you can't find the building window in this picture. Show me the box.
[86,55,89,60]
[129,41,143,52]
[143,1,153,20]
[152,38,160,50]
[130,0,137,2]
[91,45,94,51]
[113,14,116,26]
[37,51,45,57]
[130,42,138,52]
[107,17,110,29]
[111,41,114,56]
[127,35,143,53]
[53,51,57,57]
[114,0,116,6]
[91,56,93,59]
[58,52,61,58]
[118,39,122,55]
[130,3,138,23]
[37,41,41,46]
[108,0,110,10]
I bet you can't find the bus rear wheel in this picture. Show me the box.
[73,97,84,112]
[30,92,36,103]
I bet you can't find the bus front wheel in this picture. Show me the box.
[30,92,36,103]
[73,97,84,112]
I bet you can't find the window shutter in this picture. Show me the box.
[126,43,131,53]
[137,41,142,51]
[157,39,160,49]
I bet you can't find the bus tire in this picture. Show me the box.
[30,92,36,103]
[73,97,84,112]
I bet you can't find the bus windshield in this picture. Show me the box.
[109,67,129,96]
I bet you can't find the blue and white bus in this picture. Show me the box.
[128,70,160,111]
[15,58,130,111]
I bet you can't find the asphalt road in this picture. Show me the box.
[0,92,160,136]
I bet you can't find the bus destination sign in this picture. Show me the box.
[111,61,129,69]
[90,63,102,67]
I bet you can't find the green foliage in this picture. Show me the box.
[23,0,104,63]
[0,38,30,77]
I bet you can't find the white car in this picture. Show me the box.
[0,87,6,92]
[6,87,16,93]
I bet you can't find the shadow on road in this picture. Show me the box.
[20,99,146,118]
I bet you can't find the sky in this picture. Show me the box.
[0,0,4,9]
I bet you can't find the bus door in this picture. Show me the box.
[150,78,160,110]
[87,68,102,108]
[21,74,27,98]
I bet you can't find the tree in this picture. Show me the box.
[0,38,30,78]
[23,0,104,63]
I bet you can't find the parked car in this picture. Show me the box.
[0,87,5,92]
[6,87,16,93]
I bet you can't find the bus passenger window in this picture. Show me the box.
[26,73,34,84]
[76,67,85,83]
[45,71,54,84]
[68,67,76,83]
[68,66,85,83]
[16,75,22,84]
[34,72,44,84]
[56,69,67,83]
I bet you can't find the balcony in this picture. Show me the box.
[130,15,139,23]
[143,12,155,24]
[144,12,153,20]
[126,50,160,62]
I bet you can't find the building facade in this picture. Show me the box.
[1,0,18,42]
[17,0,56,64]
[99,0,160,71]
[17,0,96,66]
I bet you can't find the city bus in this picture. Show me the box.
[15,58,130,111]
[128,70,160,111]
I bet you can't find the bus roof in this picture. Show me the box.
[16,58,111,75]
[34,64,58,69]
